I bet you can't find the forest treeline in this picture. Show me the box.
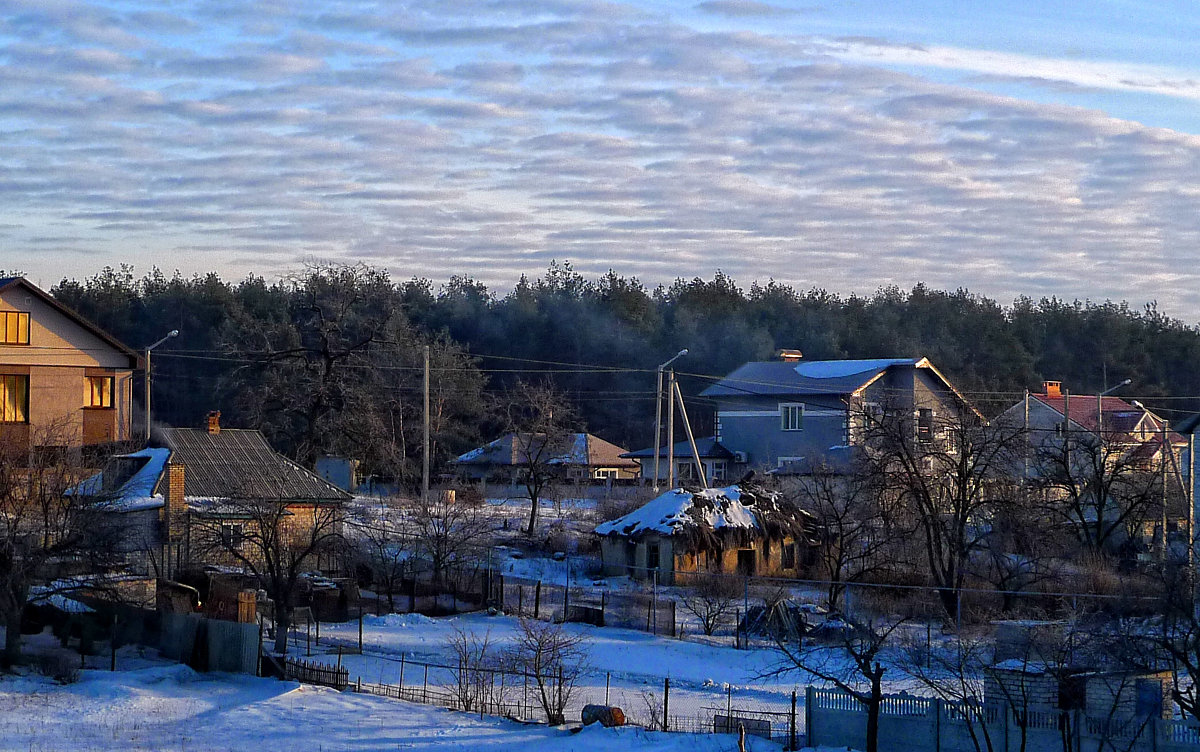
[45,262,1200,486]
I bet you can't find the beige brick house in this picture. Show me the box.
[0,277,138,454]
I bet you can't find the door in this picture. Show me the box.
[737,549,756,577]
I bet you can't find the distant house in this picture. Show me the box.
[699,350,976,476]
[994,380,1188,552]
[452,432,638,483]
[0,277,139,455]
[594,482,815,583]
[619,436,737,484]
[77,411,351,577]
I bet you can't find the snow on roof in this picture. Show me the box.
[72,448,171,513]
[793,358,917,379]
[594,484,762,538]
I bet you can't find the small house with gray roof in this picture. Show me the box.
[699,350,976,475]
[76,411,350,577]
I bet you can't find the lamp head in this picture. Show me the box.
[677,348,688,357]
[168,330,179,338]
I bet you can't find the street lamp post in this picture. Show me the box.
[1096,378,1132,437]
[653,349,688,493]
[144,330,179,441]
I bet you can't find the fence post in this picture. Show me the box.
[652,570,657,635]
[399,654,405,690]
[534,581,541,620]
[663,677,670,731]
[734,609,740,649]
[606,672,611,705]
[315,617,320,646]
[358,608,364,654]
[790,690,797,751]
[805,686,815,747]
[423,664,429,703]
[257,618,263,677]
[306,619,311,656]
[933,698,941,752]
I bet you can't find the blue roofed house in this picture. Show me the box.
[698,350,976,476]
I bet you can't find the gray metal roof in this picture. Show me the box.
[155,428,350,503]
[621,436,735,460]
[700,358,920,398]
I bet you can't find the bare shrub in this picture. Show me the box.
[448,627,496,712]
[680,572,741,635]
[35,651,81,684]
[640,688,665,730]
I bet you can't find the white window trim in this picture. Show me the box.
[780,403,805,431]
[777,455,805,467]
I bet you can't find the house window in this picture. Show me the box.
[0,312,30,345]
[593,468,617,481]
[646,541,660,570]
[0,374,28,423]
[85,375,114,408]
[710,460,728,481]
[220,523,244,549]
[782,542,797,570]
[917,408,934,442]
[677,461,696,481]
[780,403,804,431]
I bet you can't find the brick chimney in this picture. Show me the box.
[776,349,804,362]
[206,410,221,435]
[1043,381,1062,398]
[164,462,186,542]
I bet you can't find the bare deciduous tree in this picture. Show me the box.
[679,571,742,636]
[787,459,897,612]
[509,618,587,725]
[190,475,343,654]
[0,424,120,668]
[348,498,409,613]
[862,401,1025,622]
[406,490,491,587]
[768,613,904,752]
[501,380,578,538]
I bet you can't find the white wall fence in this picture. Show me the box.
[806,687,1200,752]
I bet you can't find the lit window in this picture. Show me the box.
[85,375,114,408]
[0,312,30,345]
[781,403,804,431]
[0,374,28,422]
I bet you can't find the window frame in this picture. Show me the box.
[780,402,805,431]
[0,373,29,423]
[0,311,30,346]
[84,374,115,409]
[916,408,934,442]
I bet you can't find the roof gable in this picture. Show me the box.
[455,432,635,467]
[0,277,138,367]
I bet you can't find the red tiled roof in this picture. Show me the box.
[1030,394,1184,444]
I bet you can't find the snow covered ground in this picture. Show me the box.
[313,610,933,728]
[0,662,791,752]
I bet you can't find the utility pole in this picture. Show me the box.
[423,345,430,504]
[674,381,708,489]
[667,368,676,490]
[654,350,687,492]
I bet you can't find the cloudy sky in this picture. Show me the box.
[3,1,1200,315]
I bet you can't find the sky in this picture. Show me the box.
[2,1,1200,316]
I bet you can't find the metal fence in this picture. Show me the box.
[495,578,677,636]
[304,648,803,746]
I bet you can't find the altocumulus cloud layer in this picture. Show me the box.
[3,0,1200,313]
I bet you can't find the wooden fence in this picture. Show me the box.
[283,655,349,690]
